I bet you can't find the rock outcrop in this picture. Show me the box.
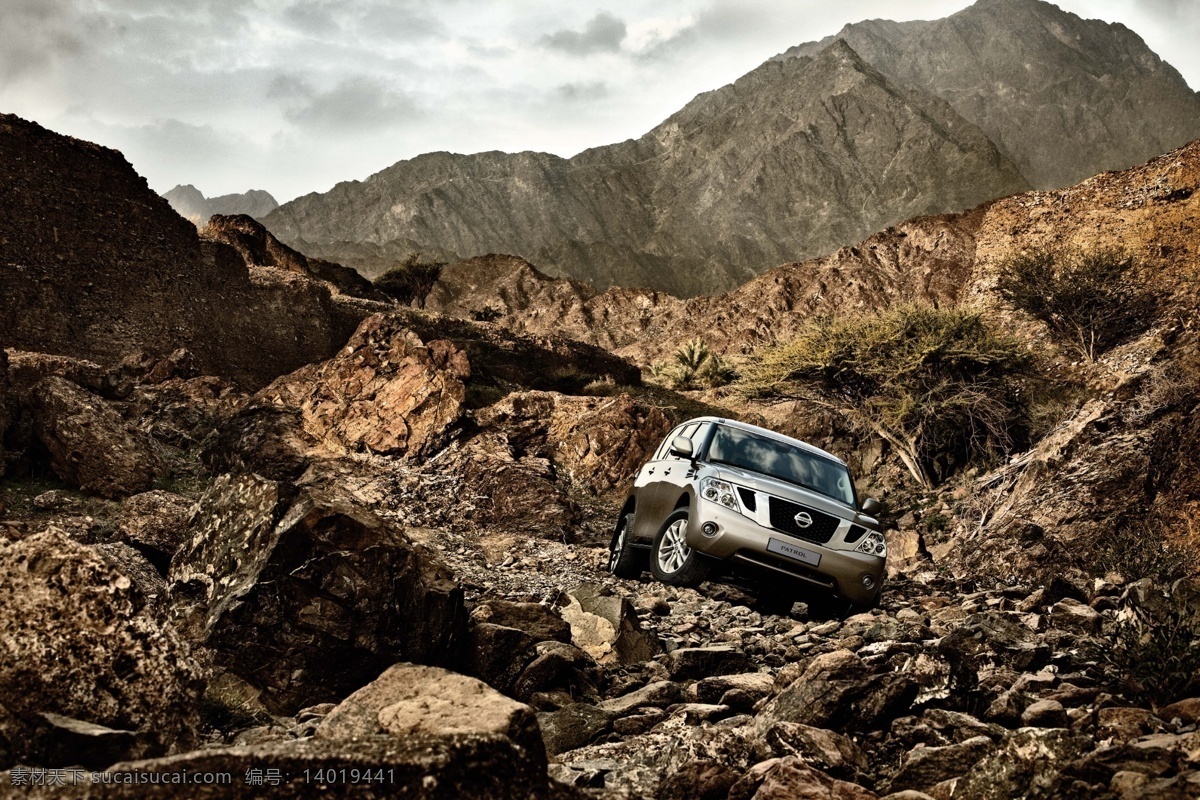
[200,214,384,300]
[0,531,204,768]
[0,114,371,388]
[168,474,466,714]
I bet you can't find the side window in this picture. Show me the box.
[653,425,684,461]
[665,423,701,461]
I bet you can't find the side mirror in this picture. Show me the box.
[861,497,882,516]
[669,436,695,460]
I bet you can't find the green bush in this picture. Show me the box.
[995,247,1158,361]
[373,254,445,307]
[651,339,736,390]
[741,305,1033,488]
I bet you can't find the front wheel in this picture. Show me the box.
[607,512,646,579]
[650,509,710,587]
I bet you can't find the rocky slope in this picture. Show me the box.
[163,184,279,226]
[0,114,377,388]
[266,38,1028,296]
[424,136,1200,374]
[784,0,1200,189]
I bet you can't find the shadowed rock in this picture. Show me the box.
[168,474,466,714]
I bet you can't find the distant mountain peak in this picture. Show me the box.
[163,185,279,226]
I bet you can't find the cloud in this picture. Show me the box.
[0,0,84,82]
[539,12,626,56]
[277,76,421,133]
[552,81,609,102]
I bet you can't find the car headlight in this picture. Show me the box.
[855,531,887,557]
[699,477,740,512]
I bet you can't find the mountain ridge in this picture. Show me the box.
[265,36,1028,296]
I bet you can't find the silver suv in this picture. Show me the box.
[607,417,886,609]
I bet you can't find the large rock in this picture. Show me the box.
[168,473,466,713]
[560,583,660,665]
[316,663,545,772]
[26,376,161,498]
[758,650,920,734]
[0,531,204,768]
[474,391,673,494]
[949,728,1091,799]
[728,757,878,800]
[255,315,470,459]
[115,491,195,567]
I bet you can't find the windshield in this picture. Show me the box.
[707,425,856,506]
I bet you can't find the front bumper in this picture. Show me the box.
[687,500,885,606]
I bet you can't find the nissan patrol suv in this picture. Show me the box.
[607,417,886,610]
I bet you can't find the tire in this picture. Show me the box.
[607,512,646,579]
[650,509,710,587]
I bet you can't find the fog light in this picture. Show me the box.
[701,522,719,536]
[862,575,875,590]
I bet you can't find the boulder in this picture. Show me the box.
[884,736,996,794]
[561,583,660,665]
[0,531,204,768]
[756,722,870,782]
[666,647,755,681]
[471,600,572,643]
[168,474,466,714]
[26,376,161,498]
[694,673,774,706]
[255,315,470,459]
[1021,699,1069,728]
[316,664,544,767]
[474,391,673,494]
[201,406,320,483]
[538,703,616,755]
[598,681,688,715]
[115,491,195,567]
[656,761,741,800]
[950,728,1091,799]
[1047,598,1101,635]
[1157,698,1200,725]
[758,650,919,735]
[727,757,878,800]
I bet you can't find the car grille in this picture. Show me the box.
[767,497,840,544]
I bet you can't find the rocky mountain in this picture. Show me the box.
[265,0,1199,296]
[266,38,1028,296]
[783,0,1200,189]
[3,106,1200,797]
[0,114,373,388]
[163,184,279,226]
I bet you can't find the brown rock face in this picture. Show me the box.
[474,391,673,495]
[115,491,196,564]
[200,214,384,301]
[0,531,204,768]
[258,315,470,459]
[167,474,467,714]
[0,114,369,388]
[27,376,161,498]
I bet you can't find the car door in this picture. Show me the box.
[635,422,703,541]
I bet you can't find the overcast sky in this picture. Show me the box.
[2,0,1197,203]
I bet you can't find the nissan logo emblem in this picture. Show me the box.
[793,511,813,528]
